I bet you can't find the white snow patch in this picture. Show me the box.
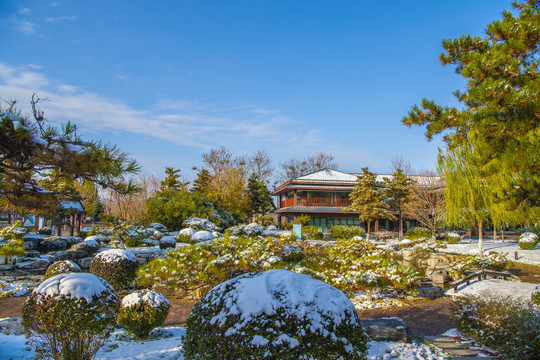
[446,278,537,301]
[94,249,137,264]
[122,290,169,308]
[442,239,540,265]
[179,228,196,237]
[191,231,214,242]
[33,273,112,303]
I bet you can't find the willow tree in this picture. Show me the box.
[403,0,540,221]
[438,141,492,251]
[344,167,393,240]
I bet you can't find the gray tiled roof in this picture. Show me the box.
[274,206,358,213]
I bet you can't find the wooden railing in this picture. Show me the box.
[450,270,514,293]
[280,197,351,208]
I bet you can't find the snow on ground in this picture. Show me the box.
[441,239,540,265]
[0,326,449,360]
[445,278,537,301]
[0,281,29,298]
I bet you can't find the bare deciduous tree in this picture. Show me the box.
[277,152,338,183]
[404,171,446,238]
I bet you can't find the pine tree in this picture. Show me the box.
[403,0,540,218]
[383,169,413,238]
[344,167,394,240]
[160,167,187,192]
[246,174,274,221]
[0,96,139,212]
[191,169,211,194]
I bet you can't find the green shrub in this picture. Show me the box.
[182,270,368,360]
[519,241,537,250]
[37,228,52,235]
[0,221,27,263]
[405,227,432,240]
[302,226,324,240]
[280,222,292,230]
[117,289,170,340]
[90,249,139,290]
[449,252,512,279]
[331,225,366,239]
[519,232,538,250]
[452,295,540,360]
[177,234,192,243]
[125,237,145,248]
[441,235,461,244]
[44,260,81,280]
[22,273,119,360]
[532,285,540,306]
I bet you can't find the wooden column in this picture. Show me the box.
[374,219,379,232]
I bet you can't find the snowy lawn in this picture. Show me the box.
[441,239,540,265]
[445,278,537,301]
[0,326,449,360]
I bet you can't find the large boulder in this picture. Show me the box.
[360,318,412,342]
[183,269,368,359]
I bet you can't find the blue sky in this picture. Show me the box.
[0,0,511,183]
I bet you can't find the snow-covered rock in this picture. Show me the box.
[179,228,196,237]
[191,230,215,242]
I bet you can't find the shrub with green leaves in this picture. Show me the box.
[519,232,538,250]
[44,260,81,279]
[452,295,540,360]
[405,227,432,240]
[331,225,366,239]
[138,236,417,298]
[22,273,119,360]
[532,285,540,306]
[0,221,27,262]
[117,289,170,340]
[449,252,512,279]
[37,227,52,235]
[182,270,368,360]
[90,249,139,290]
[302,226,324,240]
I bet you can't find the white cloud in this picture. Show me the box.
[45,15,77,22]
[18,8,31,15]
[18,20,38,34]
[0,62,380,170]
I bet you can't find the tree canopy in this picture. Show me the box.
[0,97,140,212]
[402,0,539,215]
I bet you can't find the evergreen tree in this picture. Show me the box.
[383,169,413,238]
[344,167,394,240]
[0,96,139,212]
[160,167,187,192]
[246,174,274,221]
[191,169,211,194]
[402,0,540,218]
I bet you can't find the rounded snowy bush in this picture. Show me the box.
[191,230,214,243]
[519,232,539,250]
[183,269,368,360]
[117,289,170,339]
[159,235,176,250]
[90,249,138,290]
[179,228,197,237]
[44,260,81,279]
[72,238,100,255]
[22,273,119,360]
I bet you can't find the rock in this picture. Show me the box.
[0,317,24,336]
[65,250,89,260]
[26,250,41,258]
[360,318,412,342]
[22,234,48,250]
[49,251,72,262]
[415,285,444,299]
[78,257,94,269]
[39,237,68,251]
[401,248,415,262]
[426,268,451,286]
[62,236,83,245]
[15,258,50,272]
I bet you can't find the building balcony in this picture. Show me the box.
[280,197,352,208]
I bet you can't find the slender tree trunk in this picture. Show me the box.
[493,227,497,241]
[398,209,403,239]
[478,220,483,252]
[501,229,505,242]
[366,221,371,241]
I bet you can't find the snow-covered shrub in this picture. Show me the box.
[441,232,461,244]
[371,230,398,240]
[0,221,27,262]
[267,225,278,231]
[22,273,119,360]
[183,217,221,232]
[449,252,512,279]
[149,223,168,232]
[532,285,540,306]
[405,227,432,240]
[331,225,365,239]
[302,226,324,240]
[179,228,196,237]
[519,232,539,250]
[191,230,215,243]
[90,249,138,290]
[182,270,368,360]
[72,238,100,255]
[44,260,81,279]
[37,227,52,235]
[159,236,176,250]
[452,295,540,360]
[117,289,170,339]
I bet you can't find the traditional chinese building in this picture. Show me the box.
[272,168,436,233]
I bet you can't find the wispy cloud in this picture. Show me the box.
[45,15,77,22]
[17,20,38,34]
[18,8,31,15]
[0,62,380,170]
